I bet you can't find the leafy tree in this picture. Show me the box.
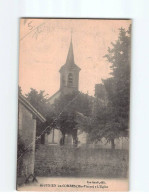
[102,25,131,148]
[103,25,131,123]
[25,88,56,144]
[25,88,50,116]
[79,25,131,149]
[103,26,131,125]
[53,91,93,146]
[25,88,92,146]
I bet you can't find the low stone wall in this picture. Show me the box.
[35,144,128,178]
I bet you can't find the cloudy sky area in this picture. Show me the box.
[19,19,131,97]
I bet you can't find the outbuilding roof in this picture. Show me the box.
[18,93,46,123]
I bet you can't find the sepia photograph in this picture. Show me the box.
[17,18,131,191]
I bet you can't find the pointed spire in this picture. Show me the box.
[66,32,74,65]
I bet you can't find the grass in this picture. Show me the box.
[35,145,129,178]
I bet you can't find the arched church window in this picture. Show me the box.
[68,73,73,86]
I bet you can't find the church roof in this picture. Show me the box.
[48,90,61,104]
[59,38,81,73]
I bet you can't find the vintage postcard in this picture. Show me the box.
[17,18,131,191]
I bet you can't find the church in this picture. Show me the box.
[48,37,81,104]
[44,37,128,150]
[45,37,87,146]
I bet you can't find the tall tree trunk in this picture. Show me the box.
[111,138,115,149]
[52,129,54,143]
[72,129,78,147]
[60,133,65,146]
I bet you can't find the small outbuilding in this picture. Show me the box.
[17,93,46,185]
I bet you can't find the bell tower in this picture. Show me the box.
[59,37,81,95]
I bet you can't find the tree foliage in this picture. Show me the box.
[25,88,56,142]
[52,91,93,145]
[24,88,92,145]
[78,25,131,148]
[25,88,50,116]
[103,25,131,123]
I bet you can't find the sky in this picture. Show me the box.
[19,19,131,97]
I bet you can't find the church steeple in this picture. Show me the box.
[49,34,81,104]
[65,37,74,65]
[59,35,81,94]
